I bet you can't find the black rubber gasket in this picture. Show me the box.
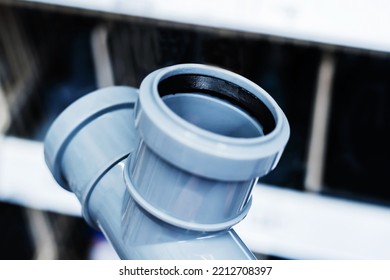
[158,74,275,135]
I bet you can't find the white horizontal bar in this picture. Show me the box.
[235,184,390,259]
[2,136,390,259]
[19,0,390,53]
[0,136,81,216]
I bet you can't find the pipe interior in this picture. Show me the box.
[158,74,276,138]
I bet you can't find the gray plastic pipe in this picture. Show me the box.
[44,64,289,259]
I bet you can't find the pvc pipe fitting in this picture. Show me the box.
[44,64,289,259]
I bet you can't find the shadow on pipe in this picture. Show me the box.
[44,64,289,259]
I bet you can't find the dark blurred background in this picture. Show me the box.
[0,1,389,260]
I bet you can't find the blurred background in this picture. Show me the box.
[0,0,389,259]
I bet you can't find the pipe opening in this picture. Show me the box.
[158,74,276,137]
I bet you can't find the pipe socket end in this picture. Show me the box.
[136,64,290,181]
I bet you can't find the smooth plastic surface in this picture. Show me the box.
[136,64,290,181]
[44,64,290,260]
[163,93,264,138]
[89,162,255,259]
[125,153,254,231]
[44,86,139,221]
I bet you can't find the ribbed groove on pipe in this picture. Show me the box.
[43,64,290,260]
